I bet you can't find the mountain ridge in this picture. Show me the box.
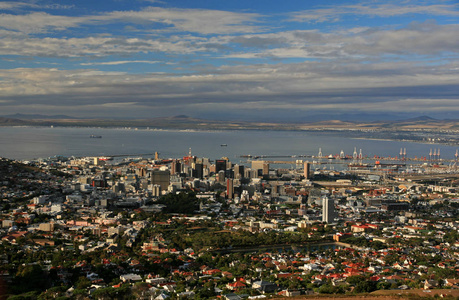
[0,114,457,131]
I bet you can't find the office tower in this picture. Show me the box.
[192,163,203,179]
[225,169,234,179]
[215,159,227,173]
[217,170,225,182]
[251,160,269,176]
[322,197,335,223]
[201,157,211,169]
[150,170,170,191]
[137,168,147,177]
[226,178,234,199]
[151,184,161,197]
[233,164,245,179]
[245,169,258,179]
[304,162,311,179]
[171,160,181,175]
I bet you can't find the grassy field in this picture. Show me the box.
[284,289,459,299]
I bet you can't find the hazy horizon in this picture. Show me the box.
[0,112,457,123]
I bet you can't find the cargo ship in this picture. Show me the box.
[99,156,113,161]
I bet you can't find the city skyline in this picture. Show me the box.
[1,0,458,121]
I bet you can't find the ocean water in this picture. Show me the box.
[0,126,457,162]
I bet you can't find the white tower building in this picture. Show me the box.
[322,196,336,223]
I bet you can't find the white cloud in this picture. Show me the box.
[0,7,262,35]
[0,1,458,119]
[291,3,459,23]
[0,2,73,10]
[4,21,454,60]
[0,2,36,10]
[0,61,457,114]
[80,60,160,66]
[0,36,207,57]
[222,23,459,60]
[0,12,86,34]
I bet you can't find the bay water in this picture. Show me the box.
[0,126,457,163]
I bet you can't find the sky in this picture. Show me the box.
[0,0,458,122]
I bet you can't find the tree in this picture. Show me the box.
[38,286,67,300]
[195,281,215,299]
[12,264,50,294]
[75,276,91,290]
[157,192,200,214]
[318,284,344,294]
[376,281,391,290]
[92,286,132,300]
[346,275,364,285]
[354,280,377,293]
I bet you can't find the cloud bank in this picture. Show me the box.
[0,1,458,120]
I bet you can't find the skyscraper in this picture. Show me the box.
[151,184,161,197]
[233,164,245,179]
[251,160,269,176]
[151,170,170,191]
[171,160,181,175]
[226,178,234,199]
[215,159,227,174]
[217,170,225,183]
[322,197,335,223]
[192,163,203,179]
[303,162,311,179]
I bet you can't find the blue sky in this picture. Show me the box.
[0,0,458,121]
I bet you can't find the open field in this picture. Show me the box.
[372,288,459,298]
[284,289,459,299]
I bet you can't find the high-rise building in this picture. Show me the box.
[192,163,203,179]
[233,164,245,179]
[171,160,181,175]
[225,169,234,179]
[304,162,311,179]
[251,160,269,176]
[151,170,170,191]
[226,178,234,199]
[209,164,216,174]
[245,169,258,179]
[215,159,227,173]
[137,168,147,177]
[201,157,211,169]
[151,184,161,197]
[322,197,336,223]
[217,170,225,182]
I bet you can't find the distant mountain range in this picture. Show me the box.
[2,113,76,120]
[0,114,458,131]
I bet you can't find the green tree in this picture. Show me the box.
[157,192,200,214]
[12,264,50,294]
[354,280,377,293]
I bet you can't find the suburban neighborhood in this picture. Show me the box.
[0,153,458,299]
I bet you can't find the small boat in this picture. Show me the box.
[90,135,102,138]
[221,144,228,147]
